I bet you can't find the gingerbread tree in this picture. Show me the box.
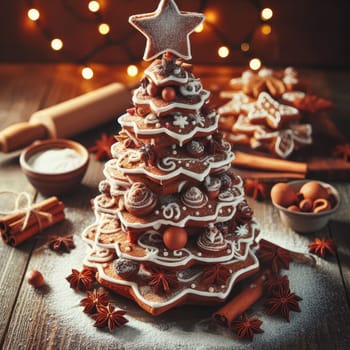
[82,0,260,315]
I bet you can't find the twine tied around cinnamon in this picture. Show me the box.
[0,191,53,231]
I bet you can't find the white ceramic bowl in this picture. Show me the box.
[271,180,340,233]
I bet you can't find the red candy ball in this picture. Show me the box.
[162,226,188,250]
[162,87,176,102]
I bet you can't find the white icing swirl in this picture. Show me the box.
[197,225,227,252]
[181,187,207,208]
[124,182,157,212]
[161,202,181,220]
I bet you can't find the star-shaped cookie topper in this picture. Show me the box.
[129,0,204,61]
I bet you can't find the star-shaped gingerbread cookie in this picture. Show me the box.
[129,0,204,61]
[244,92,300,129]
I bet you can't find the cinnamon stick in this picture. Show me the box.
[0,196,61,229]
[233,151,307,175]
[0,196,65,246]
[213,270,271,327]
[5,211,65,247]
[3,202,65,235]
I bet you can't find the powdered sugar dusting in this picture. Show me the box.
[46,230,350,349]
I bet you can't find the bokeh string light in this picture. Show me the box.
[25,0,274,79]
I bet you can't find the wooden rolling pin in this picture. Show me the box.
[0,83,130,153]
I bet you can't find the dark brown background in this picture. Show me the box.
[0,0,349,68]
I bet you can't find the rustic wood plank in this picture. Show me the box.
[0,64,57,344]
[329,183,350,303]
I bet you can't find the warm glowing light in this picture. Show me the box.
[127,65,138,77]
[51,38,63,51]
[261,8,273,21]
[88,1,100,13]
[98,23,110,35]
[241,42,250,52]
[27,8,40,21]
[218,46,230,58]
[205,10,217,23]
[261,24,272,35]
[81,67,94,80]
[249,58,262,71]
[194,22,204,33]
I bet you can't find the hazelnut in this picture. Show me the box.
[299,181,328,201]
[287,205,300,212]
[270,182,298,207]
[27,269,45,288]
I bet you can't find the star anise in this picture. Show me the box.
[92,303,128,332]
[202,264,231,286]
[145,267,178,294]
[231,313,264,341]
[48,235,75,253]
[139,143,157,166]
[66,268,95,291]
[293,94,333,113]
[89,133,115,160]
[333,144,350,162]
[80,288,110,314]
[244,179,267,201]
[257,239,293,275]
[265,275,290,297]
[308,237,337,258]
[265,286,302,322]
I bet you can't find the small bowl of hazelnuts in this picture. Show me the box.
[270,180,340,233]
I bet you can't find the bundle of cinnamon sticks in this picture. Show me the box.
[0,196,65,247]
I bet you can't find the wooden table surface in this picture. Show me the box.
[0,64,350,350]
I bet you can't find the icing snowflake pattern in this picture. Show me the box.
[191,113,205,127]
[173,114,189,129]
[235,224,249,236]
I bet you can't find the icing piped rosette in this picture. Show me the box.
[180,186,208,208]
[197,224,227,253]
[124,182,158,217]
